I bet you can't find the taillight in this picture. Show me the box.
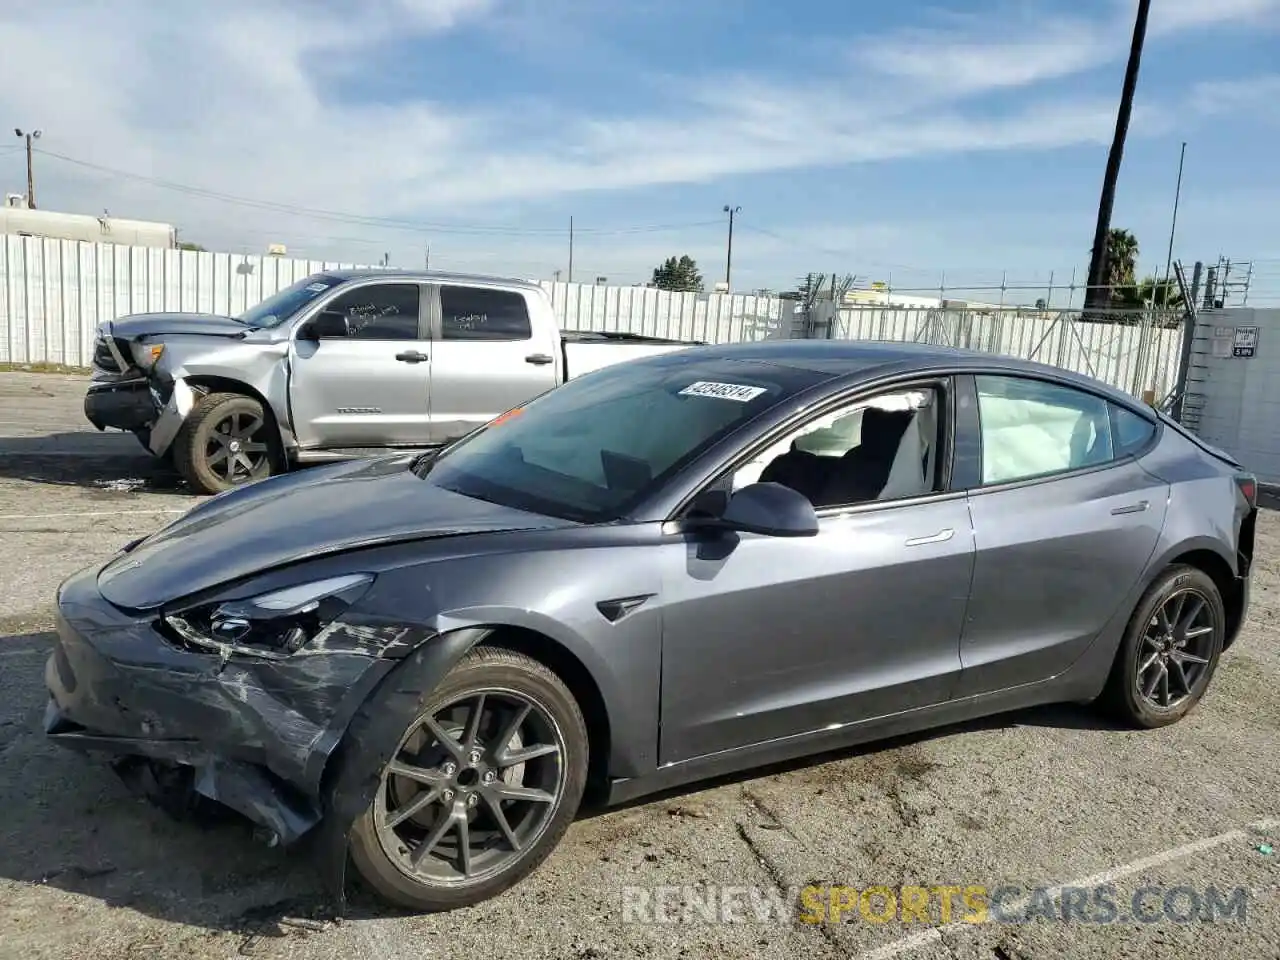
[1236,474,1257,510]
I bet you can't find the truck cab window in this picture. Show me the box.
[440,286,533,341]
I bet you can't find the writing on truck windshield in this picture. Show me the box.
[237,274,343,328]
[422,357,827,523]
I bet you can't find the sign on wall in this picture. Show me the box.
[1233,325,1259,358]
[1211,326,1234,358]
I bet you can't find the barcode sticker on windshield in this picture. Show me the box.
[679,381,767,402]
[306,282,330,293]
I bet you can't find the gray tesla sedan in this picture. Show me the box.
[44,339,1257,912]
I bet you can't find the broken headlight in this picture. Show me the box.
[163,574,375,660]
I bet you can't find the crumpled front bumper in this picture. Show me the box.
[83,375,196,458]
[44,562,397,846]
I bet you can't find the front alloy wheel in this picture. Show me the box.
[347,647,589,911]
[375,691,565,886]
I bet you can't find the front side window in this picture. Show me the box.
[440,286,533,341]
[325,283,422,340]
[976,375,1115,485]
[732,387,941,508]
[422,357,827,522]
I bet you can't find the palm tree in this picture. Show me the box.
[1104,229,1140,306]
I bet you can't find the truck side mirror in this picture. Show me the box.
[307,310,350,340]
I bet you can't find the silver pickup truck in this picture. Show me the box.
[84,269,699,494]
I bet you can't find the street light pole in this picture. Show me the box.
[13,127,42,209]
[723,204,740,290]
[1082,0,1152,314]
[1161,141,1187,302]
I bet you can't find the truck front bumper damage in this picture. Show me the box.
[43,563,398,852]
[83,375,195,458]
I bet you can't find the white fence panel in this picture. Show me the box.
[0,236,1182,399]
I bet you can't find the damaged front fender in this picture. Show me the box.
[313,625,491,914]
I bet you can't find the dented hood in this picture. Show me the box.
[97,456,573,611]
[105,313,249,341]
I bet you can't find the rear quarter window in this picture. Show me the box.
[1110,404,1157,457]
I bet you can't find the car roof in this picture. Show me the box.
[319,267,545,293]
[668,339,1151,411]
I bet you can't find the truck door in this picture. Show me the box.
[425,283,559,445]
[287,280,433,450]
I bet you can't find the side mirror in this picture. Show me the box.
[307,310,350,340]
[718,482,818,538]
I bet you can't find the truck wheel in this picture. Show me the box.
[345,647,589,912]
[173,392,278,495]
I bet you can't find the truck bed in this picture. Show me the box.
[560,329,704,379]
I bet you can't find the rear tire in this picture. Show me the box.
[172,392,278,495]
[1100,565,1225,728]
[345,647,589,912]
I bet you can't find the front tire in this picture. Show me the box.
[346,647,589,912]
[172,392,278,494]
[1100,564,1225,728]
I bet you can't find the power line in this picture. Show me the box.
[736,221,927,273]
[31,146,723,238]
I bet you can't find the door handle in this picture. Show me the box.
[905,528,954,547]
[1111,500,1150,516]
[395,350,429,364]
[525,353,554,365]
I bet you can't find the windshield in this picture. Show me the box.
[236,274,344,328]
[422,355,828,523]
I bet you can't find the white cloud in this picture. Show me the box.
[1190,74,1280,116]
[0,0,1270,282]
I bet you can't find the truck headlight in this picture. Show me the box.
[134,343,165,370]
[163,574,375,659]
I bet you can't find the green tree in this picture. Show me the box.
[1135,275,1184,309]
[651,255,704,293]
[177,241,206,252]
[1104,228,1139,304]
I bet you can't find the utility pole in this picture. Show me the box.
[1161,141,1187,303]
[1083,0,1151,314]
[568,216,575,284]
[723,204,740,289]
[425,245,431,270]
[13,127,41,209]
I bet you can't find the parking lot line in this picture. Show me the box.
[0,509,188,521]
[857,816,1280,960]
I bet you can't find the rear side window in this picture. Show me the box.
[975,375,1115,485]
[1111,405,1157,457]
[440,286,533,341]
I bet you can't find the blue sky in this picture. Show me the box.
[1,0,1279,299]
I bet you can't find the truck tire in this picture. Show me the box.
[173,392,279,495]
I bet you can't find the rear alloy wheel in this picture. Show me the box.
[1102,565,1225,728]
[347,648,588,911]
[173,392,277,494]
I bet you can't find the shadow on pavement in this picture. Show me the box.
[0,432,191,496]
